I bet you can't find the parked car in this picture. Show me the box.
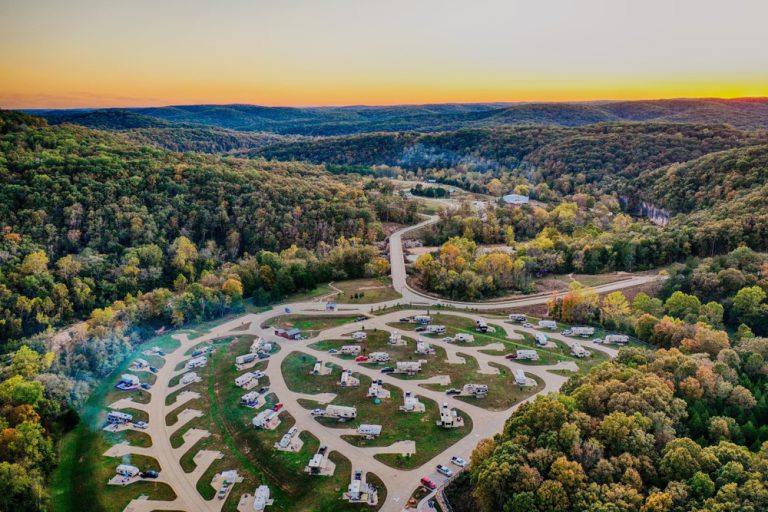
[272,403,283,411]
[380,367,395,373]
[592,338,604,344]
[140,470,159,479]
[258,386,270,394]
[149,366,158,373]
[450,456,467,467]
[522,322,533,328]
[561,330,572,336]
[311,408,325,416]
[436,464,454,477]
[328,349,338,354]
[420,477,437,490]
[415,326,427,332]
[399,317,412,323]
[505,353,517,359]
[257,352,270,359]
[133,421,148,429]
[140,383,151,390]
[355,355,368,362]
[445,388,461,395]
[157,350,166,356]
[356,316,367,322]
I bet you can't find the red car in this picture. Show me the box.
[355,355,368,362]
[420,477,437,490]
[272,403,283,411]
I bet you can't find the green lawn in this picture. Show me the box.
[264,314,361,338]
[282,350,472,468]
[330,278,402,304]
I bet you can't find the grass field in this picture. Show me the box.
[264,314,361,338]
[330,278,402,304]
[281,350,472,468]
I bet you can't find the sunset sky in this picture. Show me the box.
[1,0,767,109]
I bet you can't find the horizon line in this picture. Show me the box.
[8,95,768,112]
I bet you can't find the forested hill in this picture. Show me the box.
[32,97,768,134]
[0,111,414,345]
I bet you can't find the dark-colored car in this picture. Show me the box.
[380,367,395,373]
[141,470,159,479]
[445,388,461,395]
[415,326,427,332]
[259,386,269,394]
[257,352,270,359]
[149,366,159,373]
[140,383,151,390]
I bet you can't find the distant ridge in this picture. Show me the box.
[30,97,768,134]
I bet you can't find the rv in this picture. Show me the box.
[426,325,446,335]
[571,326,595,337]
[250,337,272,354]
[462,383,489,397]
[475,319,488,332]
[516,349,539,360]
[415,341,435,355]
[538,320,558,330]
[186,356,207,369]
[396,361,422,375]
[252,409,279,429]
[352,331,367,342]
[180,372,199,385]
[535,333,548,346]
[571,343,590,358]
[388,332,405,345]
[253,485,272,511]
[132,358,148,369]
[324,405,357,419]
[401,391,425,412]
[514,369,529,386]
[235,353,257,366]
[338,369,360,387]
[367,380,390,399]
[509,314,527,323]
[277,427,298,449]
[235,372,258,389]
[306,445,330,474]
[117,373,140,390]
[436,402,464,428]
[340,345,362,355]
[107,411,133,424]
[454,333,474,343]
[116,464,140,477]
[240,391,261,407]
[357,424,382,438]
[605,334,630,345]
[413,315,432,324]
[368,352,390,363]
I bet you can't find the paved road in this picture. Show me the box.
[112,201,659,512]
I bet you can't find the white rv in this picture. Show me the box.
[396,361,422,375]
[605,334,630,345]
[352,331,367,342]
[571,326,595,337]
[324,405,357,419]
[341,345,362,355]
[538,320,557,330]
[516,349,539,361]
[368,352,390,363]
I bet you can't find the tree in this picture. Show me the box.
[601,291,631,326]
[170,236,199,279]
[221,277,243,298]
[665,291,702,322]
[732,286,767,332]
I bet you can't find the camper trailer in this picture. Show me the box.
[535,333,548,346]
[538,320,557,330]
[186,356,208,369]
[252,409,280,429]
[462,383,489,397]
[357,424,382,439]
[509,314,527,323]
[400,391,425,412]
[454,333,474,343]
[180,372,199,385]
[396,361,422,375]
[116,464,140,478]
[426,325,446,335]
[240,391,260,407]
[338,369,360,387]
[415,341,435,355]
[324,405,357,420]
[235,353,257,366]
[107,411,133,424]
[514,369,529,386]
[571,326,595,337]
[341,345,362,355]
[253,485,272,511]
[605,334,630,345]
[367,380,390,399]
[436,402,464,428]
[235,372,258,389]
[388,332,405,345]
[413,315,432,324]
[352,331,367,342]
[571,343,590,358]
[368,352,390,363]
[516,349,539,360]
[475,319,489,332]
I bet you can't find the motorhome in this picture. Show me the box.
[454,333,474,343]
[514,369,529,386]
[400,391,425,412]
[367,380,390,399]
[340,345,362,355]
[509,314,527,323]
[426,324,446,335]
[535,333,548,346]
[571,326,595,337]
[605,334,630,345]
[415,341,435,355]
[107,411,133,424]
[396,361,422,375]
[338,369,360,387]
[462,383,489,397]
[368,352,390,363]
[235,353,257,366]
[475,319,488,332]
[516,349,539,360]
[413,315,432,324]
[240,391,261,407]
[436,402,464,428]
[357,424,382,438]
[388,332,405,345]
[538,320,557,330]
[234,372,258,389]
[571,343,590,358]
[324,405,357,419]
[186,356,208,369]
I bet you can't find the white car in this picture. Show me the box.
[592,338,604,344]
[311,409,325,416]
[133,421,148,429]
[436,464,454,477]
[450,456,467,467]
[522,322,533,328]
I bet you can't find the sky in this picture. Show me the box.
[1,0,767,109]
